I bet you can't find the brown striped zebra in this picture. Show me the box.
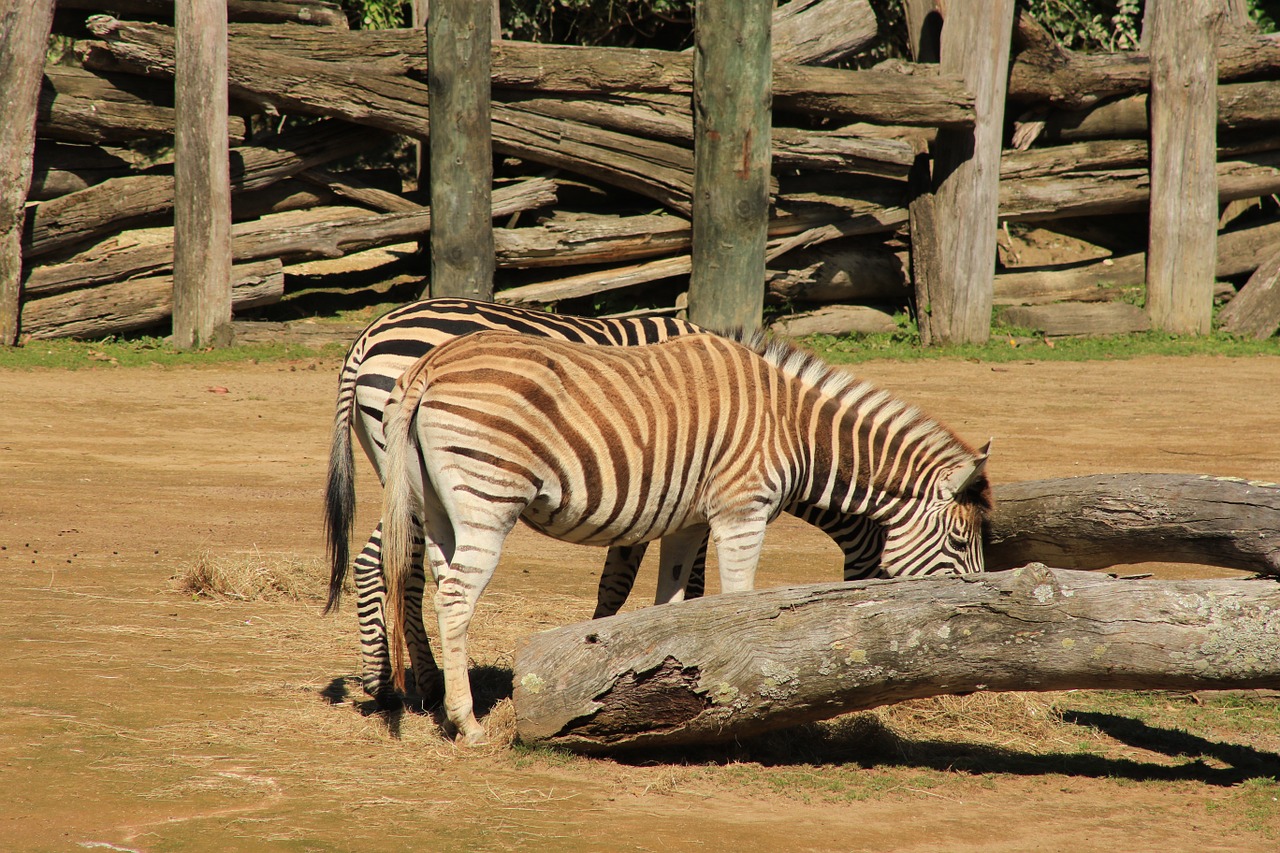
[380,329,991,743]
[323,298,889,705]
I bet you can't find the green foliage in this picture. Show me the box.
[341,0,407,30]
[504,0,694,48]
[1019,0,1143,51]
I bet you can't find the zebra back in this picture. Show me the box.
[323,297,700,613]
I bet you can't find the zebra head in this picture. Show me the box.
[878,440,992,577]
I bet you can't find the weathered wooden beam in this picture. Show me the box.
[986,474,1280,575]
[1146,0,1221,335]
[427,0,494,300]
[687,0,772,331]
[996,302,1151,336]
[172,0,233,349]
[56,0,350,27]
[514,565,1280,752]
[1,0,55,345]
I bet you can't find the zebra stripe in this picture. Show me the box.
[380,330,991,741]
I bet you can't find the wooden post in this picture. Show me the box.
[427,0,495,301]
[686,0,772,332]
[0,0,56,345]
[173,0,233,349]
[1145,0,1222,335]
[907,0,1014,345]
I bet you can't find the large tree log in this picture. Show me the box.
[56,0,350,27]
[987,474,1280,576]
[514,565,1280,752]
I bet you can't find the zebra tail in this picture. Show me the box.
[322,366,359,615]
[380,362,430,693]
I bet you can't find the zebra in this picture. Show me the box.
[379,329,992,742]
[324,297,895,705]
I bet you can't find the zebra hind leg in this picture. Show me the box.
[593,542,650,618]
[353,520,441,709]
[653,526,712,605]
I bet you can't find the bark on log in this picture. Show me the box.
[986,474,1280,576]
[20,259,283,340]
[23,119,374,260]
[1216,247,1280,339]
[514,565,1280,752]
[1034,83,1280,144]
[768,304,898,336]
[771,0,877,65]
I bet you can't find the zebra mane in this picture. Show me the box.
[719,327,983,469]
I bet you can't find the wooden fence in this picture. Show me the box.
[2,0,1280,346]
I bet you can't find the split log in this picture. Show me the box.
[1217,247,1280,339]
[764,239,908,305]
[514,565,1280,752]
[20,259,283,340]
[987,474,1280,576]
[496,256,692,307]
[996,302,1151,336]
[770,0,877,65]
[994,218,1280,305]
[23,119,374,259]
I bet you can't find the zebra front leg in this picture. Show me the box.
[653,526,712,605]
[709,513,769,595]
[593,543,649,618]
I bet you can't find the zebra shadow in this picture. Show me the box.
[320,665,514,739]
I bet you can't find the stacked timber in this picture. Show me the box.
[14,1,1280,340]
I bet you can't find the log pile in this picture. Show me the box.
[13,1,1280,339]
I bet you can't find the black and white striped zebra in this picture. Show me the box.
[324,298,897,704]
[380,329,992,742]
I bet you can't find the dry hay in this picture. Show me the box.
[173,548,349,602]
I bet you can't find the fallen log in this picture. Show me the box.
[56,0,350,27]
[1034,83,1280,143]
[20,258,283,339]
[986,474,1280,576]
[513,564,1280,752]
[29,142,135,200]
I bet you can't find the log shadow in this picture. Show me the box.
[615,711,1280,786]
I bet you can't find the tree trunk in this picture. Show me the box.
[514,565,1280,752]
[427,0,494,300]
[172,0,233,349]
[0,0,56,344]
[687,0,772,331]
[915,0,1015,345]
[986,474,1280,576]
[1146,0,1222,335]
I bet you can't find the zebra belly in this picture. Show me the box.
[519,482,702,548]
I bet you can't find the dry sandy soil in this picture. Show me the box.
[2,349,1279,851]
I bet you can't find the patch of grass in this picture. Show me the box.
[174,549,345,602]
[1236,777,1280,837]
[802,324,1280,365]
[0,335,346,370]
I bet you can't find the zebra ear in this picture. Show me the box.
[942,439,992,500]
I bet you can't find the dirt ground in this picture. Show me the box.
[3,350,1279,851]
